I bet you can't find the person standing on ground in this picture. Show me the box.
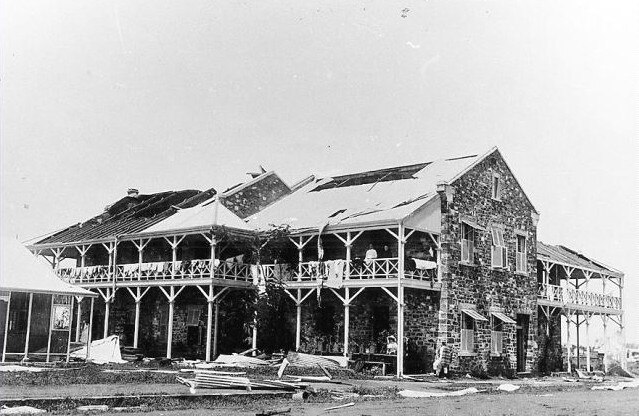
[433,342,452,378]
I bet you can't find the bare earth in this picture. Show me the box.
[107,388,639,416]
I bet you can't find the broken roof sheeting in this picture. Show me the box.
[247,155,482,232]
[32,189,211,245]
[141,196,250,233]
[1,239,96,297]
[537,241,622,277]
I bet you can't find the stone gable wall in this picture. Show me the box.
[438,151,539,375]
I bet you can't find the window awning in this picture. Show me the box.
[461,308,488,321]
[491,311,516,324]
[460,217,486,231]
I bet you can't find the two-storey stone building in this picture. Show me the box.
[10,147,623,376]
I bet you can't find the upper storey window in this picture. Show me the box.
[491,173,502,201]
[461,222,476,264]
[490,226,508,269]
[515,234,527,273]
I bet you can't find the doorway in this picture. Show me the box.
[516,314,530,372]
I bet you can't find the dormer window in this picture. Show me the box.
[491,173,502,201]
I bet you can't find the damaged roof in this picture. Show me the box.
[32,188,215,245]
[140,196,251,234]
[537,241,623,277]
[246,154,482,232]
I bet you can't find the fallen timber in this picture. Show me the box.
[177,370,308,393]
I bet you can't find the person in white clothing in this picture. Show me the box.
[365,244,378,264]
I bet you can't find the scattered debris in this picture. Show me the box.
[277,358,289,379]
[318,364,333,379]
[70,335,126,364]
[76,405,109,412]
[576,369,604,382]
[0,406,46,414]
[591,379,639,391]
[497,383,520,392]
[240,348,258,356]
[286,352,343,369]
[331,391,360,401]
[562,377,579,382]
[111,405,147,412]
[212,354,271,367]
[255,407,291,416]
[323,402,355,411]
[0,366,46,373]
[285,375,330,382]
[398,387,480,398]
[177,369,304,392]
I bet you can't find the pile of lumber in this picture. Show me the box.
[177,370,306,392]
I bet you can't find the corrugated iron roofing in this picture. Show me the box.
[537,241,622,276]
[33,189,214,245]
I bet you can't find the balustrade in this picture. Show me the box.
[56,259,251,284]
[537,283,621,310]
[57,256,438,286]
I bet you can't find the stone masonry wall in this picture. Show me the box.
[438,150,539,375]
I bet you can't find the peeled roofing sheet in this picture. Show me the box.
[142,197,250,233]
[1,239,96,297]
[247,155,481,231]
[537,241,620,276]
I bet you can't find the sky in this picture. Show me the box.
[1,1,638,342]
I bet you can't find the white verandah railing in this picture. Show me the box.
[290,258,436,283]
[57,259,252,284]
[57,257,438,285]
[537,283,621,310]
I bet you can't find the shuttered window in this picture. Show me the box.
[490,227,507,269]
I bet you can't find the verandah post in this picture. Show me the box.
[74,297,83,343]
[133,288,141,349]
[23,293,34,360]
[45,295,54,362]
[206,235,217,361]
[566,311,572,373]
[206,285,214,361]
[213,299,220,357]
[2,292,11,362]
[66,296,75,363]
[103,290,111,339]
[343,287,350,358]
[87,296,94,360]
[295,289,302,350]
[585,314,591,371]
[396,224,406,377]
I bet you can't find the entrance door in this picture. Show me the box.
[516,314,530,372]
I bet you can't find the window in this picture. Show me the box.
[491,173,502,200]
[491,317,504,354]
[461,313,475,353]
[490,227,508,269]
[516,235,526,273]
[461,223,475,264]
[186,306,202,327]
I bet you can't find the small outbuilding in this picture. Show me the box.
[1,239,96,362]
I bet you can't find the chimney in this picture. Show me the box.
[127,188,139,198]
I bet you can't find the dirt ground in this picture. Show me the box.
[100,388,639,416]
